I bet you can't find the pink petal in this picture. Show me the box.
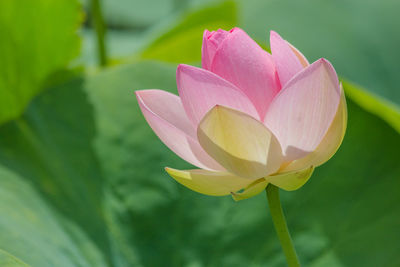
[264,59,341,162]
[201,30,212,70]
[283,85,347,171]
[270,31,305,87]
[176,64,259,125]
[202,29,230,70]
[209,28,280,119]
[136,89,223,170]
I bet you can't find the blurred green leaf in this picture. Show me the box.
[0,0,82,125]
[82,0,175,29]
[80,1,237,66]
[342,80,400,133]
[0,79,110,266]
[0,60,398,266]
[0,250,29,267]
[0,165,106,267]
[139,1,237,63]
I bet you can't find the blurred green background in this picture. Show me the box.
[0,0,399,266]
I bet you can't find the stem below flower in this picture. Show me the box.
[266,184,300,267]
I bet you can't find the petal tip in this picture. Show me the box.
[135,89,164,100]
[317,58,335,71]
[270,30,279,38]
[135,89,149,102]
[316,58,333,69]
[176,63,185,72]
[270,30,285,45]
[165,167,181,177]
[229,27,241,33]
[177,63,195,74]
[313,58,327,66]
[316,58,340,89]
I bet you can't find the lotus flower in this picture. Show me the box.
[136,28,347,200]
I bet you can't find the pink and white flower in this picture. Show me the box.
[136,28,347,200]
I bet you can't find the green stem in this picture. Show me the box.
[266,184,300,267]
[90,0,107,66]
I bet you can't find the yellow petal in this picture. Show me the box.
[266,166,314,191]
[231,178,268,201]
[197,106,283,179]
[283,85,347,172]
[165,167,256,196]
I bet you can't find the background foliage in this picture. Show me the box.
[0,0,399,266]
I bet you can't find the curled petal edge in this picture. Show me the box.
[165,168,256,196]
[231,178,268,201]
[267,166,315,191]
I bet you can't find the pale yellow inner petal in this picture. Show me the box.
[266,166,314,191]
[165,167,256,196]
[197,106,283,179]
[231,178,269,201]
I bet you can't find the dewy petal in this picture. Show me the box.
[264,59,341,162]
[231,178,269,201]
[177,64,259,125]
[136,89,223,170]
[197,105,283,179]
[209,28,280,119]
[266,166,314,191]
[283,85,347,172]
[165,167,255,196]
[270,31,305,87]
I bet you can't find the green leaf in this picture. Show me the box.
[0,250,30,267]
[82,0,175,29]
[342,80,400,133]
[138,1,237,63]
[0,0,82,125]
[0,61,399,266]
[0,79,110,266]
[0,165,106,267]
